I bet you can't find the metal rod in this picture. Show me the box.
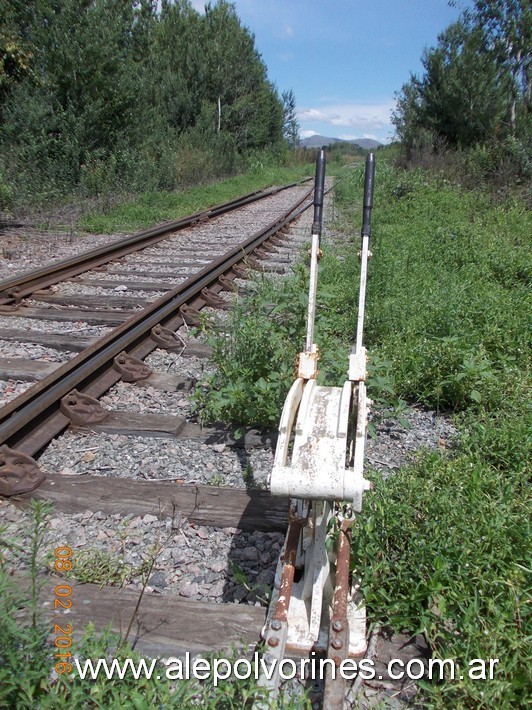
[355,154,375,352]
[305,150,326,351]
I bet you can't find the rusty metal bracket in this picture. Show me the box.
[150,325,184,351]
[113,351,152,382]
[253,248,271,260]
[257,242,279,254]
[232,264,248,278]
[245,256,262,270]
[179,304,203,326]
[269,236,284,246]
[201,288,230,309]
[7,287,23,304]
[217,275,239,291]
[259,514,305,694]
[323,520,352,708]
[0,445,47,496]
[60,390,110,426]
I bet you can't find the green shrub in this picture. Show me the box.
[0,168,13,210]
[193,268,308,430]
[353,454,529,708]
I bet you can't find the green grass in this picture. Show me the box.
[340,163,531,708]
[77,165,313,234]
[192,268,308,431]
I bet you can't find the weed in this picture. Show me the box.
[242,462,254,485]
[192,268,308,429]
[67,547,149,588]
[231,561,271,606]
[210,472,224,486]
[78,165,312,234]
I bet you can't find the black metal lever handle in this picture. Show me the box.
[361,152,375,239]
[312,148,326,241]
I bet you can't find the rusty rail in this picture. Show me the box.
[0,180,311,305]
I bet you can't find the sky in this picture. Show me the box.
[190,0,472,144]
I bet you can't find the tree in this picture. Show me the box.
[465,0,531,128]
[201,1,283,150]
[419,20,510,146]
[391,81,424,159]
[282,89,300,147]
[0,0,286,199]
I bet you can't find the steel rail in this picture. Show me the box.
[0,180,311,304]
[0,188,314,455]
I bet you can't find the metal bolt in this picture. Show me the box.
[268,637,279,648]
[332,620,343,632]
[331,638,343,650]
[271,620,282,631]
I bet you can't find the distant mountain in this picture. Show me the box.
[299,134,382,150]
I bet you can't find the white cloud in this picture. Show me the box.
[297,101,395,137]
[279,24,294,38]
[297,108,330,122]
[300,130,319,138]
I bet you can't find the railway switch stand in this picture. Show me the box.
[261,152,376,707]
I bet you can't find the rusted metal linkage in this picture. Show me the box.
[258,505,307,694]
[0,189,313,459]
[0,180,311,305]
[323,518,353,708]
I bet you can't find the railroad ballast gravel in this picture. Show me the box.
[37,431,273,488]
[0,500,282,606]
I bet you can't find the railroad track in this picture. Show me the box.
[0,181,315,455]
[0,162,381,708]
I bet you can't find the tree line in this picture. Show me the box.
[392,0,530,184]
[0,0,298,206]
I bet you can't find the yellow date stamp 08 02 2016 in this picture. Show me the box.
[52,546,74,675]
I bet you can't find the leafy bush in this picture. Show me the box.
[193,268,308,429]
[353,453,529,708]
[0,167,13,211]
